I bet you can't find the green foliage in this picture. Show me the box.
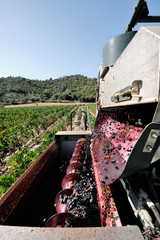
[86,103,96,114]
[0,75,96,104]
[81,105,96,129]
[0,105,78,197]
[0,174,15,195]
[0,105,75,159]
[90,114,96,129]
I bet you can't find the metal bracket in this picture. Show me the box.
[120,123,160,178]
[111,86,132,103]
[143,129,160,153]
[152,97,160,124]
[101,66,109,79]
[126,0,160,32]
[121,96,160,178]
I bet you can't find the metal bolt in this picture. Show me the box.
[146,145,153,151]
[151,133,158,139]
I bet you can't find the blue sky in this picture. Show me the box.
[0,0,160,80]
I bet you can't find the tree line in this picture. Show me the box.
[0,75,96,105]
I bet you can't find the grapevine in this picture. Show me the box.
[0,105,78,197]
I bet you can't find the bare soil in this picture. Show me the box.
[5,102,94,108]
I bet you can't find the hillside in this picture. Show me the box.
[0,75,96,105]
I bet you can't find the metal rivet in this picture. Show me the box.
[146,145,153,151]
[151,133,158,139]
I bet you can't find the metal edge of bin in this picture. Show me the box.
[0,141,58,224]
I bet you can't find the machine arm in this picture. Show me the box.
[126,0,160,32]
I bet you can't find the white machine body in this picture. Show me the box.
[98,26,160,108]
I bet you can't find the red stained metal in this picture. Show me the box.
[45,213,75,227]
[91,112,143,186]
[54,189,73,213]
[77,138,86,145]
[70,154,84,163]
[73,144,85,153]
[45,138,86,227]
[77,138,86,142]
[66,162,82,174]
[71,138,86,160]
[91,152,121,227]
[61,173,81,190]
[90,111,143,227]
[72,148,85,157]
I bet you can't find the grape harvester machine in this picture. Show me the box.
[0,0,160,239]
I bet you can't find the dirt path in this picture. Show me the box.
[5,102,95,108]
